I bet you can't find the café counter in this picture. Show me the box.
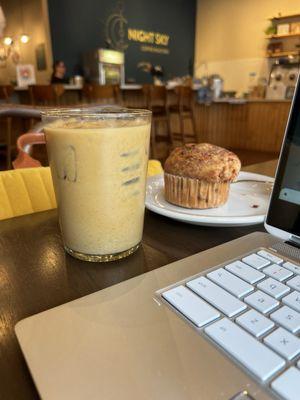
[142,97,290,157]
[194,99,291,153]
[12,84,291,155]
[122,88,291,154]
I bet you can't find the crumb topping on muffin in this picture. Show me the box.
[164,143,241,183]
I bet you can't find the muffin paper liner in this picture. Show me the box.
[164,173,230,209]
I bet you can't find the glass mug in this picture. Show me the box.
[42,107,152,262]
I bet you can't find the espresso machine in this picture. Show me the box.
[83,49,125,85]
[266,63,299,100]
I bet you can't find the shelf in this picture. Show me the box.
[266,32,300,39]
[269,13,300,21]
[266,51,299,58]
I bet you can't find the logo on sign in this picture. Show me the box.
[105,1,170,55]
[105,2,128,51]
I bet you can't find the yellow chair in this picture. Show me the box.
[147,159,163,177]
[0,167,56,221]
[0,161,163,221]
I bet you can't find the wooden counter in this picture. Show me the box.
[122,90,291,154]
[194,101,291,153]
[10,86,292,156]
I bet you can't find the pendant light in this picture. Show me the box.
[20,34,29,43]
[3,36,13,45]
[19,0,30,44]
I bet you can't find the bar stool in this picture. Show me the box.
[28,84,65,131]
[29,84,65,106]
[87,84,121,104]
[0,85,14,168]
[82,83,93,103]
[168,86,197,144]
[144,84,172,159]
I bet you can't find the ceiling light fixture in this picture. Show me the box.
[3,36,13,46]
[19,0,30,44]
[20,34,29,44]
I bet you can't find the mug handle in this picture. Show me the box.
[13,132,46,169]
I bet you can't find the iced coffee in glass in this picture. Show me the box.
[42,107,151,262]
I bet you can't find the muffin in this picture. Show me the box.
[164,143,241,209]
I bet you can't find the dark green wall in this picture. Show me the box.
[48,0,196,83]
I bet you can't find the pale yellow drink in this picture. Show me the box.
[43,108,151,262]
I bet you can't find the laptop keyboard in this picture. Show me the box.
[159,249,300,400]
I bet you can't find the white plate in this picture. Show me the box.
[145,171,274,227]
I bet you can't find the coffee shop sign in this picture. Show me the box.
[127,29,169,46]
[105,3,170,52]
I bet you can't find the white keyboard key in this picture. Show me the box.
[207,268,253,298]
[270,306,300,333]
[242,253,270,269]
[263,264,293,282]
[186,276,246,317]
[225,261,265,284]
[236,309,274,337]
[257,278,290,299]
[264,327,300,360]
[286,275,300,291]
[244,290,279,314]
[283,291,300,313]
[271,367,300,400]
[257,250,283,264]
[162,285,220,327]
[205,318,285,381]
[283,261,300,275]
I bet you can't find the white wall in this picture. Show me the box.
[0,0,52,84]
[194,0,300,94]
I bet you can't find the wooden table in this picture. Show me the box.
[0,160,277,399]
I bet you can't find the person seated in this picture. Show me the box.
[50,60,69,84]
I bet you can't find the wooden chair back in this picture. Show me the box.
[174,86,193,111]
[143,85,167,110]
[29,85,65,105]
[82,83,93,102]
[89,84,120,103]
[0,85,14,168]
[0,85,13,102]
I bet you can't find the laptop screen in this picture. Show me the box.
[266,76,300,236]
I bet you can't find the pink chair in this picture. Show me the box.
[13,132,46,169]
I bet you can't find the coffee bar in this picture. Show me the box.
[2,1,300,400]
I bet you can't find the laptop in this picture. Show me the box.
[15,78,300,400]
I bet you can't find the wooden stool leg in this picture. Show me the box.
[191,114,197,142]
[179,112,185,144]
[6,116,12,169]
[29,117,36,130]
[150,120,158,159]
[166,112,173,149]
